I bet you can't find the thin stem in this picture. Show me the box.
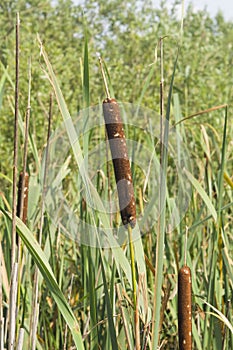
[17,56,31,258]
[63,274,74,350]
[19,57,31,219]
[39,92,53,245]
[184,226,189,266]
[155,35,165,347]
[9,13,20,350]
[159,36,166,166]
[99,56,111,99]
[160,36,164,120]
[11,12,20,268]
[128,225,140,349]
[8,263,18,350]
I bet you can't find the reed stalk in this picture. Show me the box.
[8,13,20,350]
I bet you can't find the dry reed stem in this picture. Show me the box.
[174,104,228,126]
[116,284,131,349]
[8,13,20,350]
[11,12,20,266]
[16,328,24,350]
[159,277,172,336]
[8,263,18,350]
[17,56,31,231]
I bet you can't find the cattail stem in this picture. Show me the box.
[128,225,140,349]
[99,56,110,99]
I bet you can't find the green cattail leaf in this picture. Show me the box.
[199,298,233,334]
[184,168,217,222]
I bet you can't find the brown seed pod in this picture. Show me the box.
[178,265,192,350]
[102,98,136,228]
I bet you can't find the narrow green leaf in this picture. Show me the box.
[199,297,233,334]
[83,31,90,108]
[184,168,217,222]
[100,253,118,350]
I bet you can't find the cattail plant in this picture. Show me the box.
[100,57,140,349]
[99,57,136,228]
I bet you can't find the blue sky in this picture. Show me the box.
[73,1,233,21]
[184,0,233,21]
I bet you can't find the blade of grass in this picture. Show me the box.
[184,168,217,222]
[173,104,227,127]
[0,67,7,107]
[87,247,99,350]
[99,253,118,350]
[198,297,233,334]
[83,31,89,109]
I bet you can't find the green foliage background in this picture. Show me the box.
[1,0,232,177]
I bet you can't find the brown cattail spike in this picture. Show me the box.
[102,98,136,228]
[99,57,136,228]
[178,265,192,350]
